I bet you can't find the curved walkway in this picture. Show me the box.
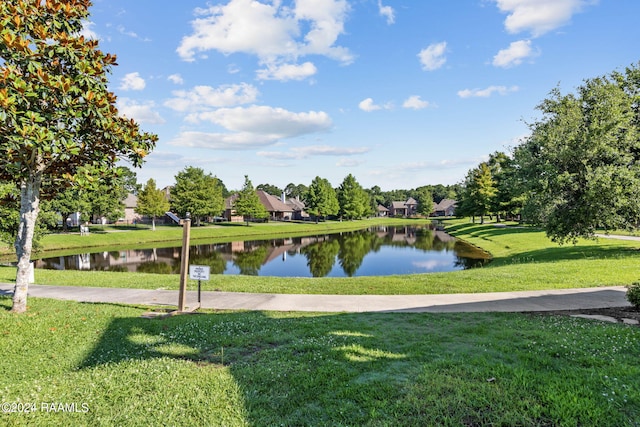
[0,283,630,313]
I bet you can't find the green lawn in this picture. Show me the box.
[1,297,639,426]
[2,218,639,295]
[3,220,640,425]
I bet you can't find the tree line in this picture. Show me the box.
[138,168,460,226]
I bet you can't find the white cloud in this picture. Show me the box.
[258,145,369,160]
[168,131,277,150]
[168,74,184,85]
[402,95,430,110]
[359,98,381,112]
[117,98,165,124]
[177,0,352,81]
[165,83,259,112]
[119,72,146,91]
[378,1,395,25]
[358,98,393,112]
[256,61,318,81]
[418,42,447,71]
[186,106,332,139]
[493,0,594,37]
[457,85,519,98]
[336,158,365,167]
[493,40,536,68]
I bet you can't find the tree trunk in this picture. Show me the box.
[151,216,156,231]
[61,212,69,231]
[12,172,42,313]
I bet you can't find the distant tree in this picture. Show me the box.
[431,184,457,203]
[1,1,157,312]
[85,175,128,224]
[118,166,141,195]
[487,151,523,222]
[414,186,434,216]
[285,183,308,200]
[257,183,282,196]
[381,189,409,206]
[234,175,268,226]
[171,167,224,226]
[458,163,497,224]
[305,176,339,222]
[49,186,90,231]
[136,178,170,230]
[476,163,498,223]
[337,174,370,220]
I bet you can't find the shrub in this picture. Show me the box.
[626,282,640,309]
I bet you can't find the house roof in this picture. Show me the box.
[257,190,292,213]
[406,197,417,205]
[123,193,138,208]
[377,204,389,212]
[285,197,305,211]
[434,199,457,211]
[391,201,407,209]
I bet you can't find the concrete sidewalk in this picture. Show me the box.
[0,283,631,313]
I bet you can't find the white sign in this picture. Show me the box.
[189,265,211,281]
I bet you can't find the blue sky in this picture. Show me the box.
[83,0,640,191]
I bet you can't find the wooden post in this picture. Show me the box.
[178,214,191,312]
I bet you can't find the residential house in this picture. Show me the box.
[376,204,389,217]
[224,194,243,222]
[433,199,457,217]
[224,190,296,222]
[120,193,142,224]
[257,190,293,220]
[282,194,308,220]
[388,198,418,217]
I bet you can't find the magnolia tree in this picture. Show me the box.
[0,0,157,312]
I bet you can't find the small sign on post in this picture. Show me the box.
[189,265,211,306]
[189,265,211,281]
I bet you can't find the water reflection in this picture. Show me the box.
[35,226,491,277]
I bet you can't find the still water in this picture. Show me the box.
[35,226,491,277]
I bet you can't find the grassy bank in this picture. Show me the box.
[1,218,639,295]
[1,297,638,426]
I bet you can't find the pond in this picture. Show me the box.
[34,225,491,277]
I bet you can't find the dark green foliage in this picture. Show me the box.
[514,63,640,242]
[171,167,224,226]
[626,282,640,309]
[337,174,371,220]
[234,175,268,225]
[305,176,339,221]
[136,178,170,230]
[257,183,282,196]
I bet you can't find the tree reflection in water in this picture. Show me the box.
[35,225,490,277]
[301,239,340,277]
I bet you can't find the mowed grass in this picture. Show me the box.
[1,296,639,426]
[1,218,639,294]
